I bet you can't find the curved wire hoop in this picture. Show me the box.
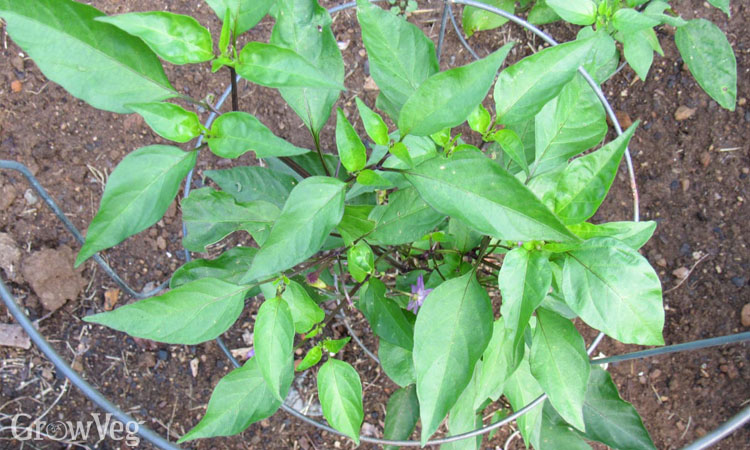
[1,0,748,448]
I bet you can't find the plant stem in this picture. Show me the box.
[311,130,331,177]
[229,66,238,112]
[279,156,311,178]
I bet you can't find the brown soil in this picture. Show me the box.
[1,0,748,449]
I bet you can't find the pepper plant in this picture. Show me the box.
[0,0,737,448]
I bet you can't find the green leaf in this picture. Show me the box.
[468,104,492,135]
[205,165,298,208]
[219,9,231,54]
[296,345,323,371]
[357,0,439,118]
[612,8,660,35]
[568,221,656,250]
[317,359,364,444]
[563,237,664,345]
[528,0,561,25]
[581,367,656,449]
[281,280,325,334]
[530,308,589,431]
[383,385,420,450]
[367,188,445,246]
[76,146,195,266]
[398,43,514,137]
[555,123,638,225]
[322,337,351,354]
[356,170,393,187]
[356,98,389,146]
[530,75,607,178]
[489,129,529,176]
[205,0,273,35]
[337,205,376,246]
[388,142,414,168]
[413,272,493,443]
[405,151,579,243]
[462,0,514,38]
[0,0,176,113]
[546,0,596,25]
[255,296,295,401]
[179,358,280,442]
[84,278,248,345]
[642,1,687,28]
[499,247,552,364]
[494,36,599,124]
[503,355,544,448]
[447,218,483,254]
[623,31,654,80]
[96,11,213,65]
[127,102,202,143]
[474,318,520,410]
[237,42,344,90]
[243,177,346,282]
[347,241,375,283]
[442,361,483,450]
[675,19,737,110]
[271,0,344,135]
[170,247,258,289]
[536,402,592,450]
[379,340,416,387]
[182,187,279,252]
[708,0,731,17]
[335,108,367,172]
[207,111,308,159]
[359,279,414,350]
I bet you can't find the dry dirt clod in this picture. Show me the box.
[615,111,633,129]
[700,152,711,167]
[10,80,22,93]
[0,323,31,349]
[21,245,87,312]
[741,303,750,327]
[0,232,21,281]
[103,288,120,311]
[0,184,17,210]
[672,267,689,279]
[674,105,696,121]
[363,76,378,91]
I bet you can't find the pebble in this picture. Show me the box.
[615,111,633,129]
[741,304,750,327]
[23,189,38,205]
[679,243,691,256]
[674,105,696,121]
[700,152,711,167]
[0,185,17,210]
[363,76,378,91]
[731,276,746,288]
[157,349,169,361]
[156,236,167,250]
[10,80,22,93]
[672,267,689,279]
[11,56,24,72]
[681,179,690,192]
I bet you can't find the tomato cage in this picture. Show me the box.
[2,0,749,448]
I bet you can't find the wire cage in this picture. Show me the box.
[1,1,749,448]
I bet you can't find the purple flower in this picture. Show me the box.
[407,274,432,314]
[247,348,255,359]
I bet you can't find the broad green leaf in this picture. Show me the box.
[530,75,607,178]
[356,170,393,187]
[205,165,298,208]
[84,278,248,345]
[97,12,213,65]
[182,187,279,252]
[708,0,731,17]
[504,356,544,448]
[568,221,656,250]
[322,337,351,354]
[347,241,374,283]
[528,0,561,25]
[494,36,599,124]
[642,1,687,28]
[499,247,552,364]
[243,177,346,282]
[443,362,484,450]
[0,0,176,113]
[581,367,656,450]
[379,340,416,387]
[468,104,492,135]
[219,9,231,54]
[281,280,325,334]
[367,188,445,246]
[170,247,258,289]
[563,237,664,345]
[413,272,493,443]
[474,318,520,410]
[357,0,439,118]
[205,0,274,35]
[207,111,308,159]
[612,8,660,35]
[271,0,344,135]
[237,42,344,90]
[578,29,619,84]
[546,0,596,25]
[623,31,654,80]
[127,102,202,143]
[675,19,737,110]
[76,146,195,266]
[296,345,323,371]
[317,359,364,444]
[490,129,529,176]
[383,385,420,450]
[530,308,589,431]
[337,205,376,246]
[404,152,579,243]
[255,296,295,401]
[359,279,414,350]
[555,123,637,225]
[447,218,483,254]
[398,44,514,137]
[462,0,514,38]
[355,98,389,146]
[536,402,592,450]
[388,142,414,169]
[179,358,280,442]
[335,108,367,172]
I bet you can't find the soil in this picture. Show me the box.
[1,0,749,449]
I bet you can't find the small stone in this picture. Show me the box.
[139,352,156,368]
[21,246,86,312]
[0,185,17,210]
[103,288,120,311]
[739,97,747,106]
[11,56,24,72]
[363,76,378,91]
[0,233,21,281]
[156,236,167,250]
[741,304,750,327]
[615,111,633,129]
[337,40,350,51]
[679,243,691,256]
[0,323,31,349]
[656,257,667,268]
[260,419,270,428]
[23,189,38,205]
[674,105,696,121]
[681,178,690,192]
[672,267,689,279]
[731,276,746,288]
[10,80,22,93]
[700,152,711,167]
[190,358,199,378]
[358,49,367,58]
[157,349,169,361]
[650,369,662,379]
